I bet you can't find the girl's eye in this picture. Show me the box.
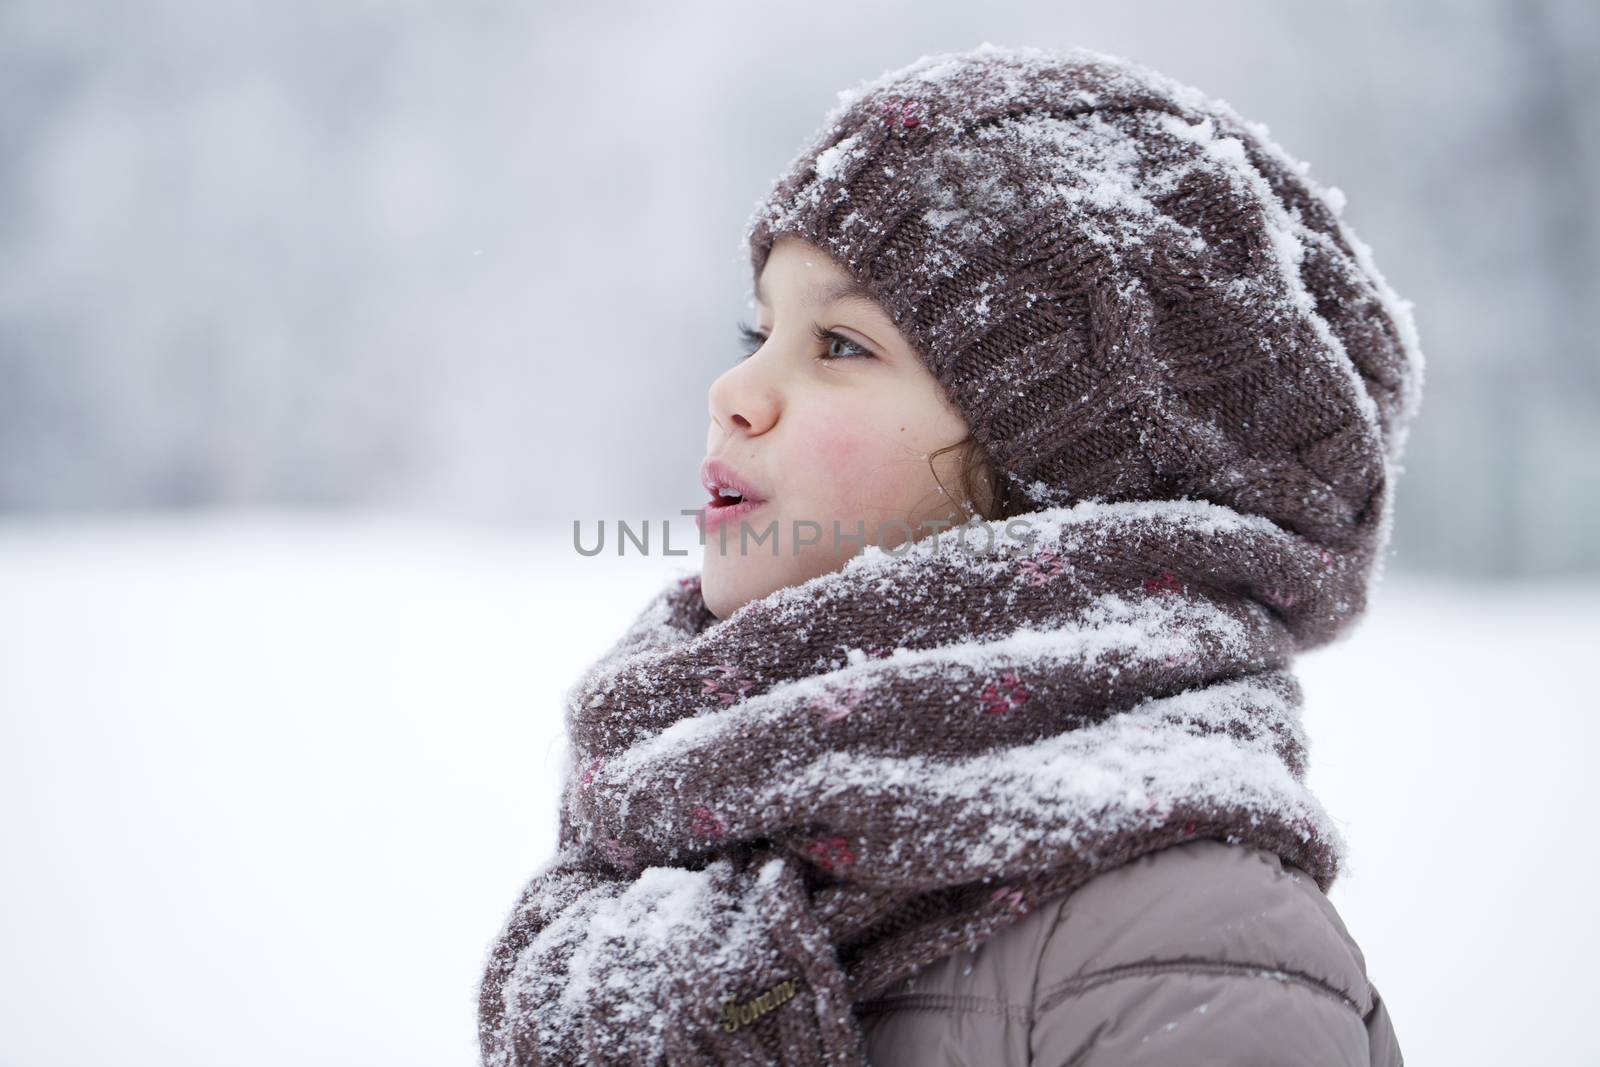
[731,320,873,363]
[808,322,872,362]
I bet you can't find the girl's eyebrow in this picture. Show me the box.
[756,274,879,311]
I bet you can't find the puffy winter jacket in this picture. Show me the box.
[856,839,1402,1065]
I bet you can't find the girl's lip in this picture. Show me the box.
[699,458,770,505]
[697,497,768,535]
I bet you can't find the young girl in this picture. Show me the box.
[479,43,1421,1066]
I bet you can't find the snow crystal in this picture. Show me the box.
[923,206,973,231]
[516,855,802,1061]
[813,132,864,184]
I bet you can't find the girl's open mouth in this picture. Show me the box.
[698,493,767,535]
[697,458,771,536]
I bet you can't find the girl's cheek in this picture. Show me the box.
[806,417,868,485]
[804,414,924,519]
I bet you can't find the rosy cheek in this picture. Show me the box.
[816,417,928,524]
[815,431,861,479]
[791,418,874,507]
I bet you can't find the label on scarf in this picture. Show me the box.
[718,976,804,1033]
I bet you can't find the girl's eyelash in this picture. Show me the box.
[735,321,765,358]
[734,320,872,362]
[809,322,873,361]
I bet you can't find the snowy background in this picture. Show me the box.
[4,515,1596,1065]
[3,0,1597,1064]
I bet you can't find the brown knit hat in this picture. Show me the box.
[742,43,1424,590]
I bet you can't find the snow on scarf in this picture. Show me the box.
[477,497,1357,1065]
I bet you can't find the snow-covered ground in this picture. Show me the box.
[0,512,1591,1065]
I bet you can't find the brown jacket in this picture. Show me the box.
[856,839,1402,1065]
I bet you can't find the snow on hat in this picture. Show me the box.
[741,43,1424,580]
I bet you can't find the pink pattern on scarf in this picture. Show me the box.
[809,684,868,724]
[701,662,757,705]
[978,671,1032,715]
[1144,570,1184,595]
[807,835,856,872]
[1018,548,1067,586]
[689,805,726,841]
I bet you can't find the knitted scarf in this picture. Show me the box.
[477,498,1356,1065]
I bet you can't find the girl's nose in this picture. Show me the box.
[707,363,779,438]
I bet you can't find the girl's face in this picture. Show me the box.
[699,235,977,620]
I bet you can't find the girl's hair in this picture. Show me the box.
[928,435,1026,523]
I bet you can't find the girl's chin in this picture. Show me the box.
[698,568,768,621]
[701,546,847,610]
